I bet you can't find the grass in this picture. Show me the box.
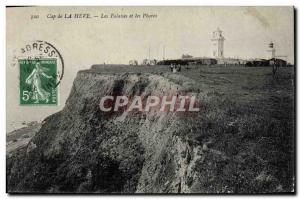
[168,65,295,193]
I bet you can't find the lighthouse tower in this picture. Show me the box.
[211,28,225,58]
[268,41,276,58]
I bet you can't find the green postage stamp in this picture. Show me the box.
[19,59,58,105]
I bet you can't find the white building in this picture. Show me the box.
[211,28,225,58]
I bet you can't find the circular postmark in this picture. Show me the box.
[12,40,64,105]
[15,40,64,87]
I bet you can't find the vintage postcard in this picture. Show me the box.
[6,6,295,194]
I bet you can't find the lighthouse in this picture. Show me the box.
[268,41,276,58]
[211,28,225,58]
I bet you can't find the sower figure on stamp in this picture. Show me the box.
[25,62,53,103]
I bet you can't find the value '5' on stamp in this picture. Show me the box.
[19,59,58,105]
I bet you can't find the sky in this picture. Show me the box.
[6,6,294,130]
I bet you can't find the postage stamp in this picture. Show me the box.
[14,40,64,105]
[19,59,58,105]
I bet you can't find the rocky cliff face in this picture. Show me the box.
[7,71,200,193]
[7,68,294,193]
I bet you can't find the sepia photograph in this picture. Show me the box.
[6,6,295,194]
